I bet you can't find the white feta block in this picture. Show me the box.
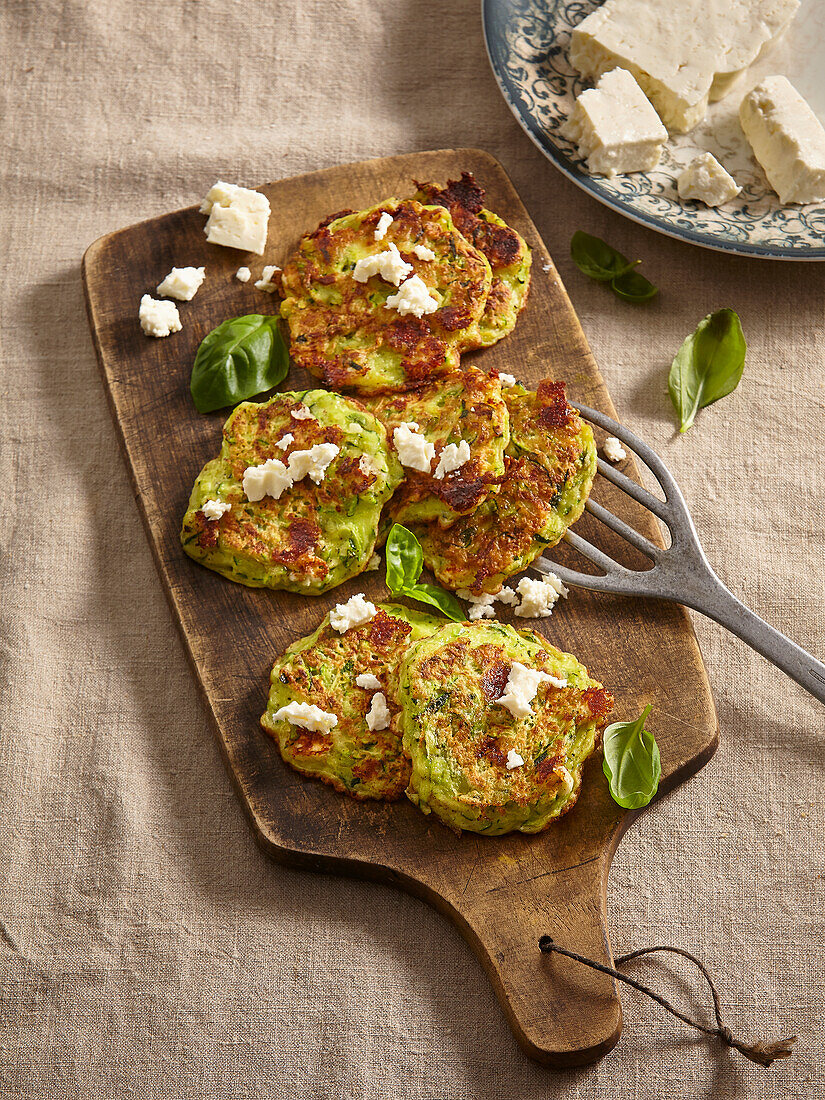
[201,499,231,521]
[413,244,436,261]
[393,422,435,473]
[352,243,412,287]
[602,435,628,462]
[677,153,741,206]
[255,264,280,293]
[740,76,825,205]
[562,68,667,177]
[156,266,205,301]
[385,274,439,318]
[329,593,377,634]
[570,0,799,133]
[506,749,524,770]
[242,457,292,502]
[514,574,568,619]
[365,692,390,731]
[286,443,339,485]
[201,180,270,254]
[138,294,181,337]
[236,266,252,282]
[496,662,564,720]
[272,701,337,736]
[433,440,471,480]
[355,673,382,690]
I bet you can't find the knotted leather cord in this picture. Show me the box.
[538,937,796,1068]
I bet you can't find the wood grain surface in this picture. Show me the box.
[82,148,718,1068]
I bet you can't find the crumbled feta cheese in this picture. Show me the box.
[156,266,205,301]
[740,76,825,204]
[385,274,439,318]
[434,440,471,480]
[366,691,390,731]
[366,552,381,571]
[514,574,569,619]
[275,433,294,451]
[353,243,412,287]
[677,153,741,207]
[355,673,382,690]
[498,372,516,388]
[542,263,552,273]
[291,404,314,420]
[201,499,231,521]
[393,422,435,473]
[413,244,436,261]
[562,67,667,177]
[506,749,525,770]
[272,701,338,735]
[286,443,339,485]
[242,457,292,502]
[374,212,394,240]
[497,663,556,719]
[201,180,270,254]
[465,594,497,620]
[602,436,627,463]
[139,294,181,337]
[254,264,280,293]
[236,266,252,282]
[496,587,519,606]
[329,593,377,634]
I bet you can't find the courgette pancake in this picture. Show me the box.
[261,603,443,800]
[181,390,401,594]
[410,381,597,594]
[396,620,613,834]
[279,198,492,393]
[413,172,532,348]
[363,365,509,527]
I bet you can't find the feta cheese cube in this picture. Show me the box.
[156,266,205,301]
[242,457,292,502]
[514,574,568,619]
[352,243,413,287]
[201,499,231,521]
[385,274,439,318]
[392,422,435,473]
[739,76,825,205]
[236,266,252,282]
[286,443,339,485]
[275,433,294,451]
[433,440,471,480]
[255,264,280,293]
[413,244,436,261]
[355,673,382,690]
[570,0,799,133]
[562,68,667,177]
[602,435,628,462]
[329,593,377,634]
[366,692,390,731]
[201,180,270,254]
[138,294,181,337]
[496,662,565,720]
[677,154,741,206]
[497,372,516,388]
[506,749,525,770]
[272,701,338,736]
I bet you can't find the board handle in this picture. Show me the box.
[447,849,621,1067]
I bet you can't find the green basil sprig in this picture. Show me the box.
[570,231,658,304]
[668,308,746,433]
[385,524,465,622]
[602,704,661,809]
[190,314,288,413]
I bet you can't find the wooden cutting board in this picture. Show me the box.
[82,148,718,1068]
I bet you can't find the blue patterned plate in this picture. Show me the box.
[482,0,825,259]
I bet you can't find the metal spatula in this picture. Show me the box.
[531,403,825,706]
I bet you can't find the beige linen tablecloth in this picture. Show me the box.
[2,1,823,1096]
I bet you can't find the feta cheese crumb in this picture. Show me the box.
[498,372,516,388]
[434,440,471,480]
[329,593,377,634]
[413,244,436,261]
[514,574,569,619]
[497,663,557,719]
[353,243,412,287]
[254,264,280,293]
[291,404,314,421]
[496,587,519,606]
[139,294,181,337]
[393,422,435,473]
[677,153,741,207]
[242,457,292,502]
[201,499,231,521]
[275,433,294,450]
[466,594,497,620]
[506,749,525,770]
[273,701,337,735]
[201,180,270,254]
[602,436,627,462]
[355,673,382,690]
[286,443,339,485]
[385,274,439,318]
[542,263,552,273]
[366,552,381,571]
[366,691,390,731]
[374,212,394,240]
[236,266,252,282]
[156,266,205,301]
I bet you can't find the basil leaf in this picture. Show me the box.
[668,309,746,433]
[384,524,465,622]
[403,582,466,622]
[385,523,423,591]
[602,704,661,809]
[571,231,639,282]
[611,269,659,304]
[190,314,288,413]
